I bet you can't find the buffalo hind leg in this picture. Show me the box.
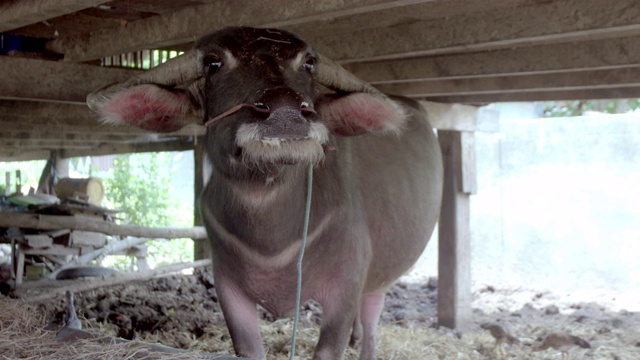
[313,284,361,360]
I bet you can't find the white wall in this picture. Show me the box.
[410,104,640,311]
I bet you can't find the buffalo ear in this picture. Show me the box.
[88,83,202,133]
[316,93,407,136]
[87,49,204,132]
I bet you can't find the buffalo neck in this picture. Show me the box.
[204,160,311,258]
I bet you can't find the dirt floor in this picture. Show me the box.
[2,268,639,359]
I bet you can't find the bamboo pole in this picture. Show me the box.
[18,259,212,301]
[45,237,151,279]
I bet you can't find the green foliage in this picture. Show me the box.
[628,98,640,111]
[105,153,173,228]
[0,160,46,195]
[542,100,597,117]
[101,152,194,270]
[118,50,183,69]
[542,99,640,118]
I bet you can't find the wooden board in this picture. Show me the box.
[70,230,106,248]
[24,234,53,248]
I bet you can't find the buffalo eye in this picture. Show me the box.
[303,56,316,72]
[204,55,223,73]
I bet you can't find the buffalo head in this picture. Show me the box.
[87,27,406,172]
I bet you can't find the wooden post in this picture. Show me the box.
[437,130,476,330]
[193,137,211,260]
[15,246,25,285]
[55,150,69,178]
[4,171,10,195]
[37,150,69,194]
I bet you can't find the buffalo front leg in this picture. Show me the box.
[214,270,265,359]
[358,292,385,360]
[349,303,363,349]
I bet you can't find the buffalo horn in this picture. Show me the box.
[87,50,201,111]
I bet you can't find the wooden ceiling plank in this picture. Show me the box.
[309,0,640,62]
[0,57,141,103]
[49,0,433,62]
[344,36,640,84]
[13,35,640,105]
[374,67,640,97]
[419,101,499,133]
[0,0,111,32]
[284,0,541,38]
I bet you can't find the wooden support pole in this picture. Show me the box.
[36,154,54,195]
[55,150,69,179]
[15,247,25,286]
[193,137,211,260]
[437,130,475,330]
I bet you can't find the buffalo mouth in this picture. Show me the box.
[234,122,329,165]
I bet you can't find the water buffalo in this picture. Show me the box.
[87,27,443,360]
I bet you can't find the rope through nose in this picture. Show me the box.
[204,101,316,127]
[204,103,254,127]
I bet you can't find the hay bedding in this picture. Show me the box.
[1,268,638,359]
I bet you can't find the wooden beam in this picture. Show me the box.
[54,149,69,178]
[0,149,51,162]
[59,138,195,158]
[1,122,203,138]
[375,66,640,98]
[310,0,640,62]
[423,87,640,104]
[2,122,149,136]
[344,36,640,83]
[0,138,193,158]
[0,139,109,149]
[0,213,207,239]
[437,130,473,331]
[0,0,110,32]
[0,57,141,103]
[0,100,95,121]
[0,101,206,136]
[49,0,433,62]
[421,101,499,133]
[0,131,149,143]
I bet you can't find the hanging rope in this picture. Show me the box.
[289,162,313,360]
[203,102,315,359]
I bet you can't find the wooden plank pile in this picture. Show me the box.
[1,200,147,284]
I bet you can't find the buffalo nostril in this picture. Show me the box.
[300,101,316,117]
[252,102,270,114]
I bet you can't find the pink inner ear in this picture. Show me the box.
[318,93,406,136]
[100,84,193,132]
